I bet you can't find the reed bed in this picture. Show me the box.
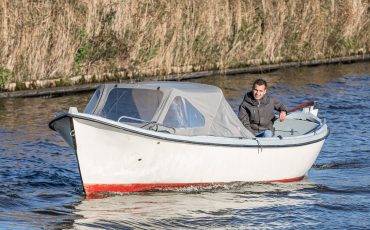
[0,0,369,90]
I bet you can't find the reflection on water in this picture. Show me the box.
[74,180,320,229]
[0,62,369,229]
[0,94,91,132]
[189,62,370,99]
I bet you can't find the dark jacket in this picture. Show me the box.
[238,92,287,135]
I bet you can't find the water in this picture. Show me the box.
[0,62,369,229]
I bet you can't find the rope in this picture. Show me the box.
[255,138,263,154]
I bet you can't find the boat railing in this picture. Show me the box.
[117,115,148,123]
[118,115,176,134]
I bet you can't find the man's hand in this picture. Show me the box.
[279,111,287,122]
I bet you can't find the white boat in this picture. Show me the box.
[49,81,329,197]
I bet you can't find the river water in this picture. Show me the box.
[0,62,369,229]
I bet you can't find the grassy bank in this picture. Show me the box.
[0,0,369,91]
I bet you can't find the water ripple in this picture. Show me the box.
[0,64,369,229]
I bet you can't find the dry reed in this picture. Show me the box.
[0,0,369,90]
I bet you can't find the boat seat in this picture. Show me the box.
[273,118,319,137]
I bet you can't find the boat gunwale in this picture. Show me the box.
[49,112,329,148]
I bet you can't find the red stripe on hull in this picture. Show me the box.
[85,182,212,194]
[84,182,212,198]
[84,176,304,198]
[265,176,305,183]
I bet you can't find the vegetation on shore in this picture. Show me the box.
[0,0,369,91]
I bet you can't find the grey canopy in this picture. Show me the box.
[84,81,254,138]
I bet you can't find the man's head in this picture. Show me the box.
[252,79,267,100]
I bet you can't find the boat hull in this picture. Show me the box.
[53,115,326,196]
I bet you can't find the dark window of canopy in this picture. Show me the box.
[100,88,163,123]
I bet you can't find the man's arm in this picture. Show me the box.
[273,98,288,122]
[238,104,255,134]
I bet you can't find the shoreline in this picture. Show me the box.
[1,54,369,98]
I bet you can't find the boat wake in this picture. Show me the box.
[85,179,324,199]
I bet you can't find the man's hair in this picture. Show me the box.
[252,79,267,89]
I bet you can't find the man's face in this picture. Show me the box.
[252,84,267,100]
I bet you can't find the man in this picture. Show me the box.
[238,79,287,137]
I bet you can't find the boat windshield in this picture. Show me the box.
[97,88,163,123]
[84,87,101,114]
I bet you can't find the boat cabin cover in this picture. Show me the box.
[84,82,255,138]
